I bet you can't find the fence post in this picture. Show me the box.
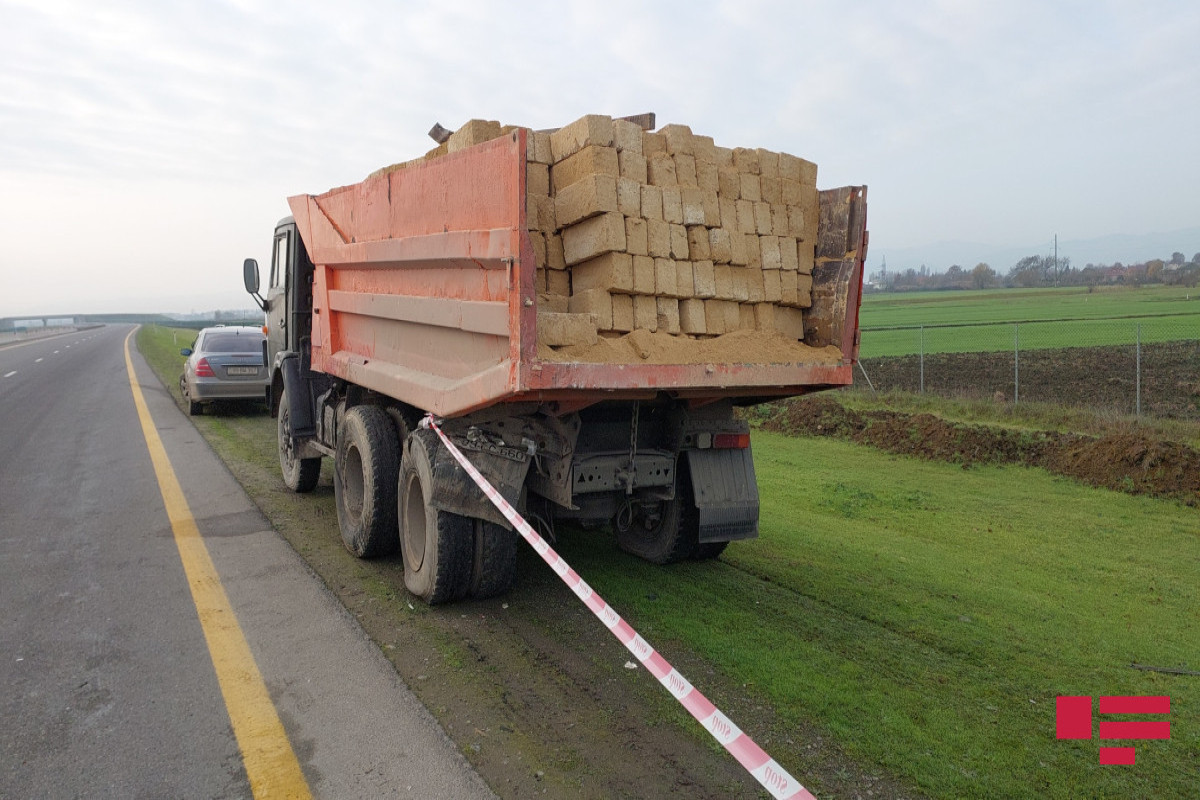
[919,326,925,395]
[1136,322,1142,418]
[1014,323,1020,404]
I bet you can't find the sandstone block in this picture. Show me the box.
[772,205,790,238]
[675,259,695,298]
[754,201,773,235]
[550,114,614,162]
[547,234,566,270]
[708,228,732,263]
[722,300,742,332]
[641,130,667,157]
[798,242,815,275]
[448,119,502,153]
[573,252,634,294]
[646,219,671,258]
[547,268,570,297]
[775,306,805,340]
[787,205,806,239]
[729,231,750,265]
[687,226,711,260]
[647,153,678,187]
[674,153,698,186]
[717,167,741,199]
[753,302,776,332]
[655,258,678,297]
[624,216,648,256]
[739,173,762,202]
[679,298,707,334]
[534,267,547,292]
[680,187,706,226]
[619,150,648,183]
[632,254,656,295]
[760,174,782,205]
[692,135,717,164]
[713,145,734,167]
[659,124,695,155]
[781,178,804,206]
[669,224,689,260]
[760,235,782,270]
[730,267,750,302]
[735,199,756,233]
[661,187,684,224]
[611,293,634,332]
[555,174,619,228]
[633,294,658,331]
[617,177,642,217]
[756,148,780,179]
[696,159,719,193]
[528,130,554,164]
[537,292,568,313]
[718,198,738,234]
[780,269,799,306]
[714,264,734,300]
[702,191,721,228]
[656,297,681,334]
[747,267,766,303]
[692,260,716,298]
[529,231,547,267]
[551,145,619,193]
[745,235,762,269]
[527,163,550,197]
[612,119,644,153]
[550,307,603,343]
[796,273,814,307]
[738,303,757,331]
[779,237,799,271]
[563,212,626,266]
[704,299,727,335]
[732,147,760,174]
[641,185,664,221]
[763,268,782,302]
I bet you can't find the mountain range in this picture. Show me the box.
[873,227,1200,275]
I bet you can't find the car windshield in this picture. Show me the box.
[203,333,263,354]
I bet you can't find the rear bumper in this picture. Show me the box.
[190,379,269,402]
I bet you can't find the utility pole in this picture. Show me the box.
[1053,234,1058,287]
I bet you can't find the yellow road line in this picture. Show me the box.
[124,329,311,799]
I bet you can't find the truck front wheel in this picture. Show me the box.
[399,430,472,604]
[615,460,702,565]
[278,391,321,493]
[334,405,400,558]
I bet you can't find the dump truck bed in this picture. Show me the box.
[288,128,866,418]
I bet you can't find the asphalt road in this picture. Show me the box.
[0,325,494,799]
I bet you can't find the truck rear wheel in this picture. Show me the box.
[469,519,518,599]
[334,405,400,558]
[615,460,702,565]
[278,391,321,493]
[399,430,472,604]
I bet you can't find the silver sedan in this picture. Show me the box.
[179,326,269,415]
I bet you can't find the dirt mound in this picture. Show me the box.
[762,396,1200,505]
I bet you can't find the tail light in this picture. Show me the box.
[194,357,216,378]
[713,432,750,449]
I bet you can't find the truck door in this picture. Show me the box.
[265,226,290,362]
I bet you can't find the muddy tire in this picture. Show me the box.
[615,459,702,565]
[691,541,728,561]
[278,391,321,494]
[399,430,472,604]
[469,519,518,599]
[334,405,400,558]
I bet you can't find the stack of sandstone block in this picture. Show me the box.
[422,115,819,350]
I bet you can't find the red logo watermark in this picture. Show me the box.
[1057,696,1170,764]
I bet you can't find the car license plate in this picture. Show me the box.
[227,366,258,376]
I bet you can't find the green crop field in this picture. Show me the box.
[859,286,1200,358]
[137,325,1198,799]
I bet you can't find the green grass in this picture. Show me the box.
[137,323,1199,798]
[859,286,1200,358]
[558,432,1199,799]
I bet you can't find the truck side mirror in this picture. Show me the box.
[244,258,267,311]
[243,258,260,294]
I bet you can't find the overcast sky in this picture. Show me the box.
[3,0,1198,316]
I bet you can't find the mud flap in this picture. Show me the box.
[430,440,531,531]
[685,447,759,544]
[280,355,316,437]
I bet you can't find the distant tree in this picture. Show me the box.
[1171,251,1186,266]
[1146,259,1165,282]
[1192,252,1200,265]
[971,262,997,289]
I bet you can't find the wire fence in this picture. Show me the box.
[856,316,1200,419]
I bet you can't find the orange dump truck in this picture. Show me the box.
[244,121,866,604]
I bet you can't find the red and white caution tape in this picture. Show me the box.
[422,415,815,800]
